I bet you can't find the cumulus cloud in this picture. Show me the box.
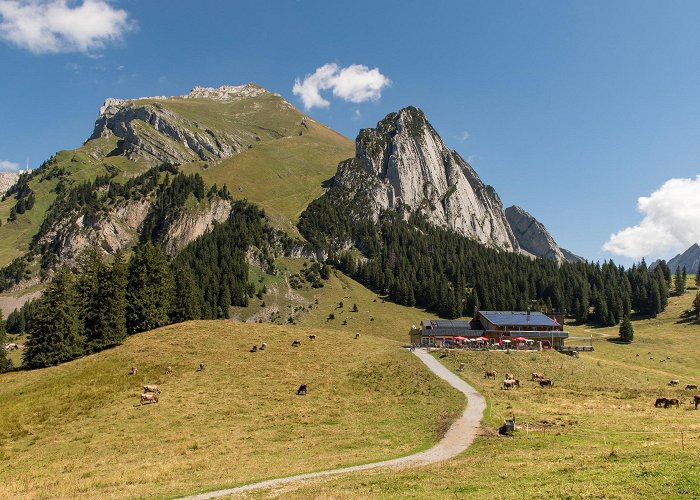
[0,160,20,171]
[0,0,132,54]
[603,175,700,260]
[292,63,390,110]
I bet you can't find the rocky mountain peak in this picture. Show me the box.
[335,106,520,251]
[185,83,268,100]
[667,243,700,272]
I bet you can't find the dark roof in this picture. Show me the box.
[421,319,475,330]
[478,311,559,327]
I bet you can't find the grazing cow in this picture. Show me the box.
[457,362,465,372]
[484,370,497,379]
[664,398,680,408]
[130,367,138,376]
[260,342,267,350]
[143,385,161,394]
[297,384,308,395]
[505,373,514,381]
[292,340,301,347]
[308,335,316,341]
[513,379,521,388]
[164,366,173,375]
[250,345,258,353]
[655,397,668,408]
[531,372,544,381]
[685,384,698,390]
[501,379,516,390]
[538,379,553,388]
[140,393,159,404]
[669,379,679,386]
[199,363,205,371]
[355,332,360,339]
[694,395,700,410]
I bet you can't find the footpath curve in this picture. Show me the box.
[182,348,486,499]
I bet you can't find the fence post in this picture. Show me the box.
[681,431,684,451]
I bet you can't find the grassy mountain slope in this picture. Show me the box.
[0,320,463,498]
[0,86,352,269]
[257,290,700,499]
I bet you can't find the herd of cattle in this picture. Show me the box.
[657,379,700,410]
[130,335,345,404]
[480,369,553,390]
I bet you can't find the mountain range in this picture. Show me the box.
[0,83,579,305]
[666,243,700,274]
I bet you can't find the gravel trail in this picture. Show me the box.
[182,348,485,499]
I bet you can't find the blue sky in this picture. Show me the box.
[1,0,700,265]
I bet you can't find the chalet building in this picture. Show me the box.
[410,310,569,348]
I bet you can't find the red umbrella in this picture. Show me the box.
[476,336,489,342]
[452,336,466,340]
[512,337,529,342]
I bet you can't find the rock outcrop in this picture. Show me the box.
[505,205,566,263]
[90,84,277,165]
[162,198,232,255]
[332,107,519,251]
[0,172,19,195]
[667,243,700,273]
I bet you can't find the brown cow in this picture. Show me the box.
[297,384,308,395]
[694,395,700,410]
[140,393,159,404]
[501,380,516,390]
[664,398,680,408]
[130,367,138,376]
[668,379,679,386]
[538,379,553,388]
[308,335,317,341]
[143,385,161,394]
[164,366,173,375]
[250,345,258,353]
[655,397,668,408]
[484,370,497,379]
[292,340,301,347]
[685,384,698,390]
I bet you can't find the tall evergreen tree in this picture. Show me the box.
[96,250,128,347]
[126,243,175,334]
[674,265,686,295]
[693,291,700,320]
[696,262,700,287]
[76,247,106,352]
[173,265,202,322]
[23,267,84,368]
[619,316,634,342]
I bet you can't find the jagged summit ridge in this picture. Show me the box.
[334,106,519,251]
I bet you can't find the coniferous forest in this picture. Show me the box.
[299,187,670,322]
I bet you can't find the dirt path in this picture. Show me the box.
[181,348,486,499]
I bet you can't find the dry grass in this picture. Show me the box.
[248,291,700,499]
[0,320,463,499]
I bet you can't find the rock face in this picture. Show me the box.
[162,198,232,256]
[90,84,274,165]
[333,107,519,251]
[505,205,566,263]
[0,172,19,195]
[667,243,700,273]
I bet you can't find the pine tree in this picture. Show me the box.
[619,316,634,342]
[76,247,106,352]
[173,265,202,322]
[97,250,128,347]
[693,291,700,320]
[674,266,686,295]
[696,262,700,287]
[23,267,84,368]
[126,243,175,334]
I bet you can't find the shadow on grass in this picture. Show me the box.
[675,310,700,325]
[605,337,631,344]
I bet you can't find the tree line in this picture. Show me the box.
[299,189,670,324]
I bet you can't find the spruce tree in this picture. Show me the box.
[674,266,686,295]
[126,243,175,334]
[23,267,84,368]
[173,265,202,322]
[619,316,634,342]
[693,291,700,320]
[97,250,128,347]
[76,247,106,352]
[696,262,700,287]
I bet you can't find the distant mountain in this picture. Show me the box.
[505,205,584,264]
[667,243,700,274]
[329,106,519,251]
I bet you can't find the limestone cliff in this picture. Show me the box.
[0,172,19,195]
[333,107,519,251]
[667,243,700,273]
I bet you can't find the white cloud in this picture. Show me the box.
[459,131,470,143]
[0,0,132,54]
[603,175,700,260]
[0,160,20,171]
[292,63,390,110]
